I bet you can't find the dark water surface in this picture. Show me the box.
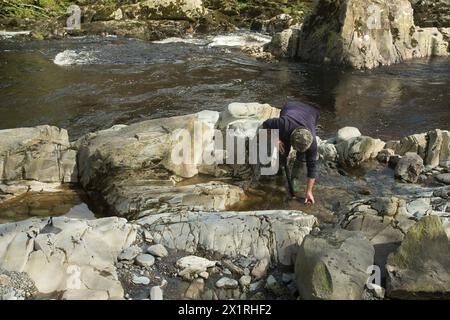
[1,35,449,141]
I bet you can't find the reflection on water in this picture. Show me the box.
[0,189,96,224]
[0,35,449,141]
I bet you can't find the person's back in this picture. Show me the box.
[262,100,319,204]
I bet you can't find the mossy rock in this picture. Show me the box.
[386,216,450,299]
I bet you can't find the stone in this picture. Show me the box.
[264,28,293,58]
[318,142,338,162]
[337,127,362,144]
[147,244,168,258]
[376,149,395,163]
[291,0,449,69]
[425,129,444,168]
[239,275,252,287]
[439,131,450,168]
[251,258,269,280]
[222,259,244,276]
[135,254,155,268]
[132,275,150,285]
[0,125,77,183]
[394,133,428,158]
[371,197,399,217]
[0,217,135,298]
[436,173,450,185]
[176,256,217,279]
[406,198,432,219]
[295,229,375,300]
[118,245,142,261]
[386,216,450,299]
[137,210,317,266]
[337,136,385,167]
[215,277,239,289]
[184,278,204,299]
[150,286,163,300]
[62,289,109,300]
[395,152,424,183]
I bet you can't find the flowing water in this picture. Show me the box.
[0,32,449,222]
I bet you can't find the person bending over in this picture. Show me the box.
[262,100,319,204]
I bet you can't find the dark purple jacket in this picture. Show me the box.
[262,101,319,179]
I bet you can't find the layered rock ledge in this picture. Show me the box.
[0,102,449,300]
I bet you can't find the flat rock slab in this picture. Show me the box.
[0,216,137,299]
[137,210,317,266]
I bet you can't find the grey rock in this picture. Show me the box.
[118,245,141,261]
[150,286,163,300]
[436,173,450,185]
[386,216,450,299]
[147,244,168,258]
[295,228,375,300]
[135,254,155,268]
[215,277,239,289]
[132,275,150,285]
[238,275,252,287]
[290,0,449,69]
[395,152,424,183]
[336,127,362,144]
[137,211,317,266]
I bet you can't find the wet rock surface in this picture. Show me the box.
[0,102,449,300]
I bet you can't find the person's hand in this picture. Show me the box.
[277,140,285,155]
[305,191,315,205]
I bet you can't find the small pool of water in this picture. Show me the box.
[0,188,101,224]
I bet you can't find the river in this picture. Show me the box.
[0,32,449,223]
[1,32,449,141]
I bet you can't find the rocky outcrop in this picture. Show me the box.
[137,210,317,266]
[295,228,375,300]
[340,191,450,282]
[395,152,424,183]
[287,0,449,69]
[0,125,77,184]
[0,216,137,299]
[386,216,450,299]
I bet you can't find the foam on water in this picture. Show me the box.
[207,33,271,47]
[53,49,98,66]
[152,32,272,48]
[152,37,209,45]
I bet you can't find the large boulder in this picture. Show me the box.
[386,216,450,299]
[336,136,385,167]
[290,0,449,69]
[395,152,424,183]
[0,216,137,299]
[137,210,317,266]
[0,125,77,184]
[75,104,278,218]
[295,228,375,300]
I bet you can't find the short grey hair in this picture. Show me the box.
[290,128,313,153]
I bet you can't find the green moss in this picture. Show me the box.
[311,261,333,298]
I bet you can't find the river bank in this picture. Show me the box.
[0,102,449,300]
